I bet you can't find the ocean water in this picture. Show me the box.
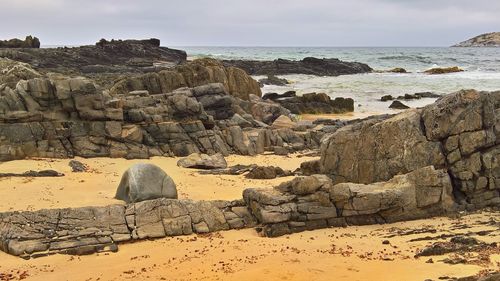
[181,47,500,115]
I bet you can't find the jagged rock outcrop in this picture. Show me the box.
[453,32,500,47]
[115,163,177,203]
[263,91,354,114]
[424,66,464,75]
[320,90,500,208]
[223,57,372,76]
[0,75,324,161]
[0,38,186,75]
[0,58,41,88]
[0,36,40,48]
[0,198,255,258]
[109,58,262,101]
[243,166,454,237]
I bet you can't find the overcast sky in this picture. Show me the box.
[1,0,499,47]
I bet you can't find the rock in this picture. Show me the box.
[177,153,228,170]
[271,115,296,129]
[380,95,394,102]
[424,66,464,74]
[223,57,372,76]
[0,170,64,177]
[389,100,410,109]
[258,75,289,86]
[0,36,40,48]
[299,160,321,176]
[320,109,445,184]
[246,166,292,179]
[388,68,407,73]
[0,38,186,77]
[69,160,88,172]
[115,163,177,203]
[269,92,354,114]
[110,59,261,101]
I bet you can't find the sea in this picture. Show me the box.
[180,47,500,115]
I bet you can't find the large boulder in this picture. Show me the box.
[0,36,40,48]
[177,153,228,170]
[115,163,177,203]
[244,166,455,237]
[320,109,445,184]
[320,90,500,208]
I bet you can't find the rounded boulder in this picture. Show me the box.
[115,163,177,203]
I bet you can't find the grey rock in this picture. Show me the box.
[115,163,177,203]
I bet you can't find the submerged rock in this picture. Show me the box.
[115,163,177,203]
[177,153,228,170]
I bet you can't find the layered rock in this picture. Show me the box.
[0,38,186,75]
[223,57,372,76]
[0,198,255,258]
[0,75,323,161]
[109,58,262,101]
[263,91,354,114]
[0,36,40,48]
[320,90,500,208]
[243,166,454,237]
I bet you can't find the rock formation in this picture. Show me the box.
[0,198,254,258]
[115,163,177,203]
[424,66,464,74]
[223,57,372,76]
[0,73,326,161]
[453,32,500,47]
[263,91,354,114]
[177,153,228,169]
[0,36,40,48]
[320,90,500,208]
[0,38,186,76]
[244,166,455,237]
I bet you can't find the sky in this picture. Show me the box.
[1,0,499,47]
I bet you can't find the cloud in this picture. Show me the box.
[0,0,499,46]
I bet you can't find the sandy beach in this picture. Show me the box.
[0,153,318,212]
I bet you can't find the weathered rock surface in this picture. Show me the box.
[0,73,323,161]
[0,38,186,75]
[245,166,292,179]
[243,166,454,237]
[0,36,40,48]
[258,75,289,86]
[177,153,227,169]
[109,58,262,101]
[115,163,177,203]
[223,57,372,76]
[263,91,354,114]
[0,170,63,177]
[389,100,410,109]
[453,32,500,47]
[0,198,254,258]
[424,66,464,74]
[321,90,500,208]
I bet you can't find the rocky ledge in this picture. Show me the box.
[223,57,372,76]
[0,38,187,76]
[1,57,352,161]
